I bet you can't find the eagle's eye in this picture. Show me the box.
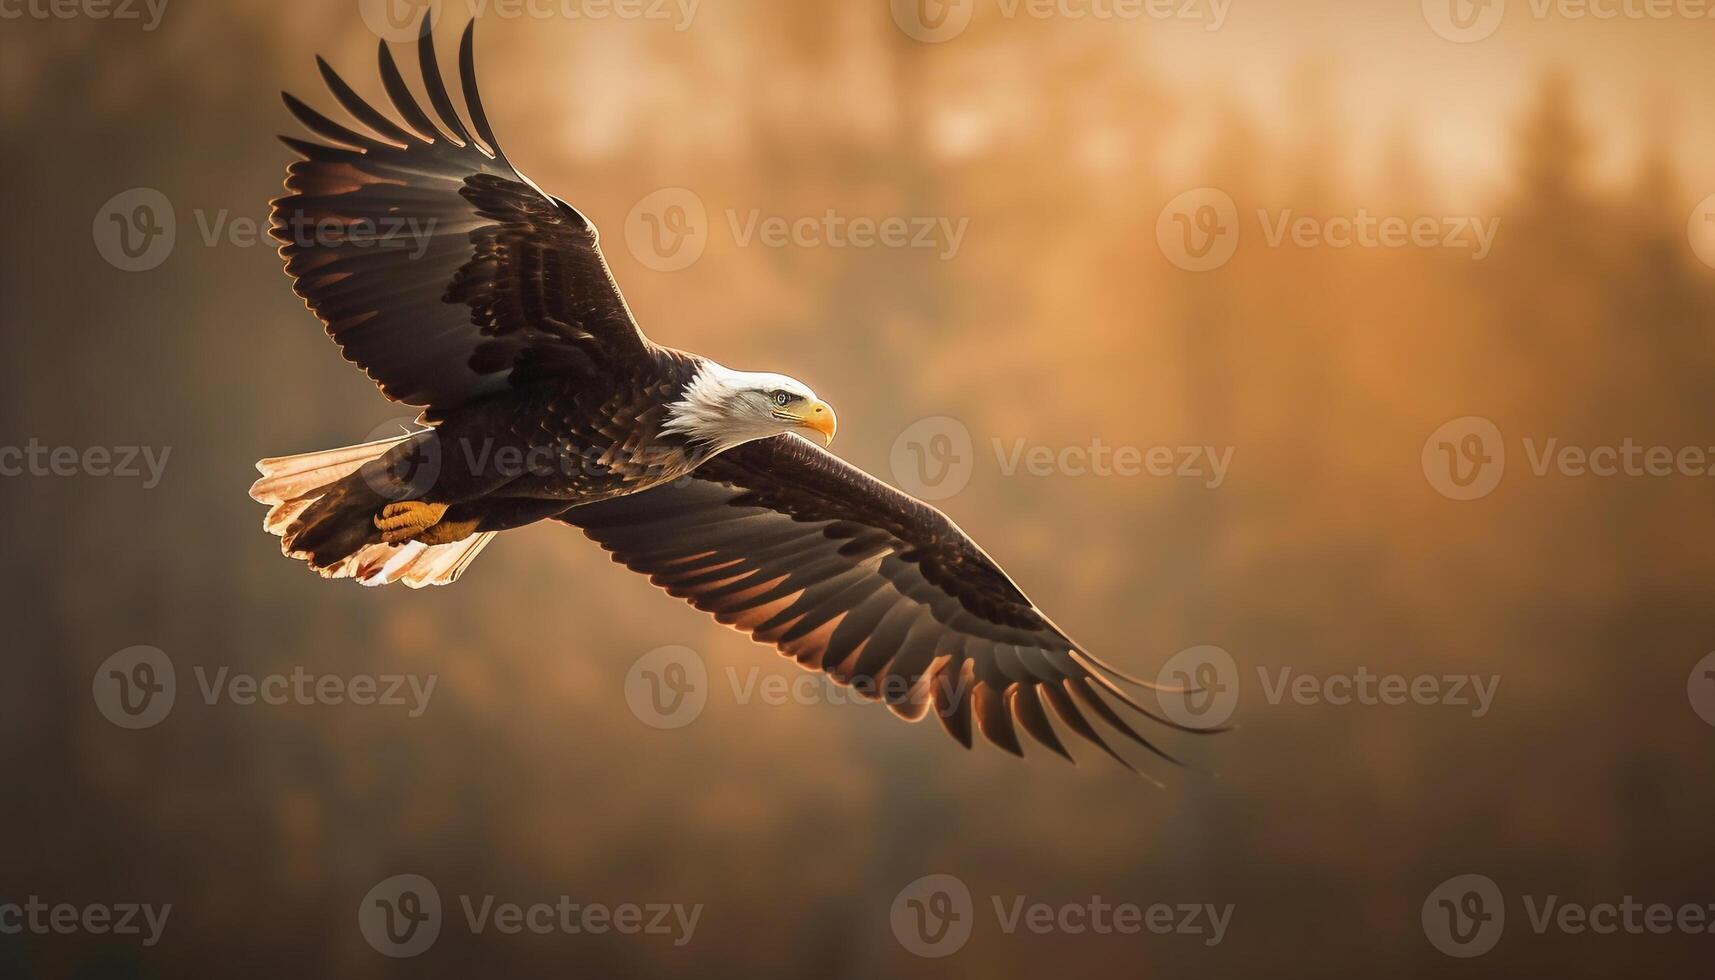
[772,390,792,407]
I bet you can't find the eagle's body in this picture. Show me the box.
[251,18,1212,773]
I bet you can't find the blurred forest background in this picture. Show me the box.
[3,0,1714,977]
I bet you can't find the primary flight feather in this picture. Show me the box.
[250,18,1211,773]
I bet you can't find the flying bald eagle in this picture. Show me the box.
[250,19,1212,773]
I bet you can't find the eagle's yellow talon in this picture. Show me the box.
[416,517,481,546]
[374,501,449,543]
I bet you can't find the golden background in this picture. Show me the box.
[3,0,1714,975]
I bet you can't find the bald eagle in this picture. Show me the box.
[250,19,1210,773]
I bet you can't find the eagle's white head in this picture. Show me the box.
[662,361,837,454]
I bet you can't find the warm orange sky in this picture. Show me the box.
[6,0,1711,210]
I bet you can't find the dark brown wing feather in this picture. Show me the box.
[271,18,650,417]
[560,434,1215,774]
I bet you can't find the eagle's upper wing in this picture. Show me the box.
[271,19,649,417]
[559,434,1213,774]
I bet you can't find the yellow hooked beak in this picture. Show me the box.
[797,400,837,445]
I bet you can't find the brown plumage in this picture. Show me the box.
[249,16,1219,774]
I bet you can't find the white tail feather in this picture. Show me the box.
[250,432,496,587]
[250,434,414,507]
[326,532,499,588]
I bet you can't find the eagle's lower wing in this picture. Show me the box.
[559,434,1207,773]
[271,19,650,417]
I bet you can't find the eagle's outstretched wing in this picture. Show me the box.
[272,18,650,417]
[560,434,1217,774]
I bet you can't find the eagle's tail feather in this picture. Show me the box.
[323,532,499,589]
[249,433,492,587]
[250,435,412,510]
